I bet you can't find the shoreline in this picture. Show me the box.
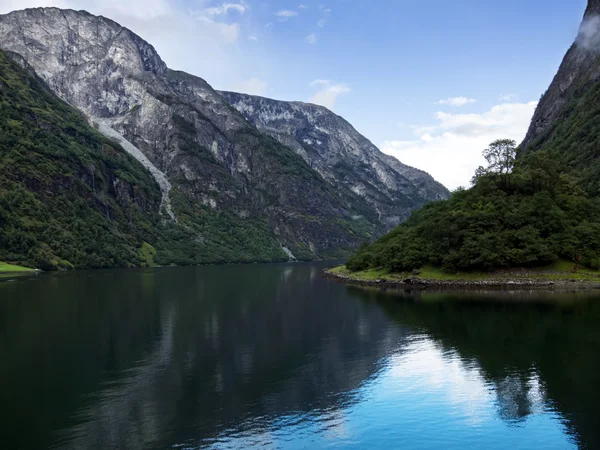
[323,267,600,292]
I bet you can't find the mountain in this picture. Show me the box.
[0,49,163,269]
[219,92,449,226]
[0,7,448,265]
[520,0,600,196]
[345,0,600,274]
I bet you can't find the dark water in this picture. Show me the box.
[1,263,600,449]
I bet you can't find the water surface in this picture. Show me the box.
[0,263,599,449]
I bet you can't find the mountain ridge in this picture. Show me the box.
[220,90,449,227]
[0,6,449,266]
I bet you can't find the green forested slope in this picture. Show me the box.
[0,50,163,269]
[523,75,600,196]
[347,140,600,273]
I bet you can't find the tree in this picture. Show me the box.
[482,139,517,189]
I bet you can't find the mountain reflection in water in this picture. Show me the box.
[0,263,598,449]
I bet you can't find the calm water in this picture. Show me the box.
[1,263,600,449]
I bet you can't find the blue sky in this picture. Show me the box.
[1,0,590,188]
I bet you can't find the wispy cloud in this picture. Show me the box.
[309,80,350,109]
[317,18,326,27]
[193,15,240,42]
[435,97,477,107]
[382,101,538,189]
[205,2,247,16]
[232,77,268,96]
[305,33,317,44]
[276,9,298,19]
[577,15,600,52]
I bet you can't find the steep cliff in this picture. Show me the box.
[522,0,600,148]
[220,92,449,226]
[521,0,600,195]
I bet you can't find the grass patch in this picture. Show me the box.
[328,260,600,283]
[138,242,157,267]
[328,265,489,282]
[0,262,35,273]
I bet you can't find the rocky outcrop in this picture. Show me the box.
[220,92,449,226]
[522,0,600,148]
[0,7,449,260]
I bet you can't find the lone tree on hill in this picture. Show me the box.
[473,139,517,188]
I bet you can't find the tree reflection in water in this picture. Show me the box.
[349,287,600,449]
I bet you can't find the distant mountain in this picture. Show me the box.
[220,92,449,226]
[0,7,448,267]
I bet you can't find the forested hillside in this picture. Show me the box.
[347,140,600,272]
[0,50,162,270]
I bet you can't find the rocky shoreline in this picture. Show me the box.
[323,268,600,292]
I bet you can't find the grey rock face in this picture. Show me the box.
[0,7,449,258]
[220,92,449,226]
[587,0,600,17]
[522,0,600,148]
[93,117,176,221]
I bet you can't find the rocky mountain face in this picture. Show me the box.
[220,92,449,226]
[520,0,600,195]
[522,0,600,149]
[0,7,448,264]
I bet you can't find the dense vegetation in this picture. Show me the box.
[347,139,600,272]
[522,69,600,197]
[0,50,163,270]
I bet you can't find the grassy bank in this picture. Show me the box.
[0,262,36,274]
[325,261,600,289]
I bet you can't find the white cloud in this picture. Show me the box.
[499,93,518,102]
[309,80,350,109]
[248,34,258,41]
[205,2,247,16]
[381,101,538,190]
[1,0,172,19]
[577,15,600,52]
[275,9,298,18]
[194,15,240,42]
[1,0,69,12]
[232,77,267,96]
[299,4,307,9]
[95,0,172,19]
[436,97,477,107]
[305,33,317,44]
[317,18,326,27]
